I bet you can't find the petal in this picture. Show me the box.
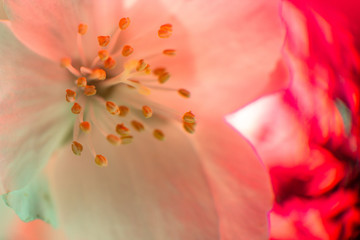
[0,199,15,239]
[0,21,72,195]
[49,118,220,239]
[195,116,273,239]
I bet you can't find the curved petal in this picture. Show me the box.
[49,118,220,240]
[0,21,72,195]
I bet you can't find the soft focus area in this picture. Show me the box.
[229,0,360,239]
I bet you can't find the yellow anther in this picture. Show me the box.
[84,85,97,96]
[65,89,76,102]
[107,134,121,146]
[183,111,196,123]
[71,141,83,156]
[97,36,110,47]
[142,105,153,118]
[121,135,133,144]
[183,122,195,134]
[122,45,134,57]
[158,24,172,38]
[116,123,130,136]
[119,17,130,30]
[95,154,108,167]
[104,57,117,69]
[71,102,82,114]
[78,23,88,35]
[163,49,176,56]
[131,120,145,132]
[136,59,147,72]
[76,77,87,87]
[158,72,170,84]
[118,106,130,117]
[153,67,166,76]
[98,50,109,61]
[60,58,71,68]
[153,129,165,141]
[79,121,91,133]
[106,101,120,115]
[178,89,191,98]
[90,69,106,80]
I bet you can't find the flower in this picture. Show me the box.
[0,0,287,239]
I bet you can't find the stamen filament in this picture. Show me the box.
[77,33,87,66]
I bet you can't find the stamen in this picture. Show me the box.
[178,89,191,98]
[77,24,88,65]
[183,122,195,134]
[76,77,87,87]
[95,154,108,167]
[122,45,134,57]
[71,141,83,156]
[89,69,106,80]
[80,66,93,75]
[136,59,147,72]
[153,67,166,76]
[98,36,111,47]
[158,24,173,38]
[71,103,82,114]
[158,72,170,84]
[163,49,176,56]
[84,85,97,96]
[98,50,110,61]
[119,17,131,30]
[119,106,130,117]
[79,121,91,133]
[121,135,133,144]
[131,120,145,132]
[116,123,130,136]
[61,58,71,68]
[107,134,121,146]
[183,111,196,123]
[66,89,76,102]
[104,57,117,69]
[61,58,81,77]
[78,24,88,35]
[142,105,153,118]
[153,129,165,141]
[106,101,120,115]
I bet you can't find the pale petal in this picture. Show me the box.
[0,21,72,195]
[49,118,219,240]
[0,199,15,239]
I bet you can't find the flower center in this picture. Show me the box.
[60,17,196,167]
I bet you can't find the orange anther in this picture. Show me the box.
[142,105,153,118]
[106,101,120,115]
[183,111,195,123]
[84,85,97,96]
[153,129,165,141]
[98,50,109,61]
[136,59,147,72]
[178,89,191,98]
[119,17,130,30]
[121,135,133,144]
[66,89,76,102]
[79,121,91,133]
[60,58,71,68]
[131,120,145,132]
[78,23,88,35]
[76,77,87,87]
[153,67,166,76]
[90,69,106,80]
[118,105,129,117]
[71,141,83,156]
[71,102,82,114]
[158,24,173,39]
[104,57,116,69]
[122,45,134,57]
[158,72,170,84]
[107,134,121,146]
[163,49,176,56]
[98,36,110,47]
[95,154,108,167]
[183,122,195,134]
[116,123,130,136]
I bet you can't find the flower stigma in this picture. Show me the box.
[61,18,196,167]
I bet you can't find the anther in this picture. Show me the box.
[163,49,176,56]
[98,36,110,47]
[104,57,117,69]
[71,103,82,114]
[131,120,145,132]
[76,77,87,87]
[78,24,88,35]
[122,45,134,57]
[183,122,195,134]
[153,129,165,141]
[142,106,153,118]
[183,111,196,123]
[66,89,76,102]
[119,17,130,30]
[107,134,121,146]
[95,154,108,167]
[119,106,130,117]
[121,135,133,144]
[84,85,97,96]
[106,101,120,115]
[178,89,191,98]
[158,72,170,84]
[136,59,147,72]
[98,50,109,61]
[71,141,83,156]
[158,24,172,38]
[153,67,166,76]
[60,58,71,68]
[116,123,130,136]
[90,69,106,80]
[79,121,91,133]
